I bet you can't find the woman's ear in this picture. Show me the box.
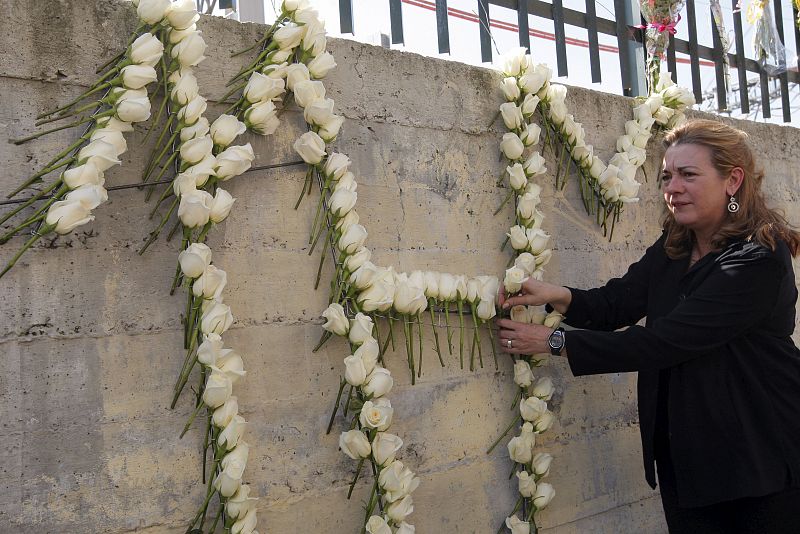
[727,167,745,196]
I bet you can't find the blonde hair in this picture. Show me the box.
[661,118,800,258]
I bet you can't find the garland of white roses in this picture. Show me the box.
[0,11,161,276]
[498,48,695,238]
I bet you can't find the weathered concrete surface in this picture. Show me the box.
[1,0,799,532]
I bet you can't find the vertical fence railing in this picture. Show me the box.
[336,0,800,123]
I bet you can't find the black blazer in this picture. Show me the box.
[564,234,800,507]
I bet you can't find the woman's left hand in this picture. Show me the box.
[496,318,553,355]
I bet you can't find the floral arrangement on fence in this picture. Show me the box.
[638,0,686,92]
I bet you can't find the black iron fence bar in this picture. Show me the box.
[390,0,404,44]
[585,0,602,83]
[684,0,703,104]
[339,0,354,34]
[710,9,727,111]
[612,0,638,95]
[552,0,569,76]
[794,5,800,73]
[773,0,791,123]
[667,34,677,79]
[436,0,451,54]
[478,0,493,63]
[518,0,532,52]
[760,70,772,118]
[732,0,750,114]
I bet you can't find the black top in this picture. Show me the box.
[564,233,800,507]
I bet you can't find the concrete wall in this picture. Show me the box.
[1,1,798,532]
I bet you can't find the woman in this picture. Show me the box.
[497,119,800,533]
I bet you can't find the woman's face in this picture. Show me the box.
[661,143,733,239]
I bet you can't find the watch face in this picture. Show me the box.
[548,330,564,350]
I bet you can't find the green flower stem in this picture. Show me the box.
[386,312,396,352]
[416,312,424,379]
[444,302,454,355]
[325,377,347,434]
[497,496,525,534]
[0,179,62,228]
[36,75,115,120]
[171,348,199,410]
[486,413,522,454]
[403,315,415,385]
[0,223,54,279]
[8,156,75,199]
[510,387,522,410]
[470,302,483,371]
[11,115,94,145]
[144,152,178,201]
[493,187,516,216]
[428,299,444,367]
[227,41,280,87]
[1,183,69,243]
[312,329,333,354]
[343,385,354,419]
[219,81,247,106]
[179,398,207,438]
[372,314,385,363]
[223,96,246,116]
[294,166,313,210]
[309,173,333,244]
[457,299,465,370]
[486,318,499,370]
[35,98,106,127]
[148,180,175,219]
[347,457,365,499]
[138,196,178,255]
[313,229,330,291]
[142,129,179,182]
[169,230,191,296]
[184,289,197,349]
[202,410,212,483]
[209,503,224,532]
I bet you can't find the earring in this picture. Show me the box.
[727,195,740,213]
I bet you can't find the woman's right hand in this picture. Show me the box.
[498,278,572,313]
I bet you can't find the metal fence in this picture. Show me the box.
[337,0,800,123]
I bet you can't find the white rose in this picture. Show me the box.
[302,98,334,128]
[532,452,553,477]
[422,271,440,299]
[505,515,531,534]
[45,199,94,234]
[178,189,212,228]
[393,275,427,315]
[517,470,537,498]
[504,266,526,294]
[500,102,524,130]
[120,64,157,91]
[523,152,546,177]
[501,47,528,76]
[167,69,198,105]
[344,354,367,386]
[179,135,212,165]
[168,24,197,44]
[274,24,305,50]
[532,377,555,401]
[217,351,245,384]
[88,128,126,157]
[349,261,380,289]
[217,414,246,451]
[318,114,344,142]
[343,244,370,271]
[137,0,171,24]
[520,396,547,422]
[178,94,207,125]
[129,33,164,67]
[507,422,536,464]
[201,301,234,335]
[348,313,373,344]
[534,410,556,433]
[519,70,547,95]
[438,273,457,301]
[387,495,414,523]
[243,72,284,104]
[588,155,607,179]
[507,225,528,251]
[465,277,481,303]
[171,31,207,67]
[62,162,104,189]
[209,114,246,148]
[512,253,535,277]
[322,303,349,336]
[193,265,228,300]
[653,105,676,126]
[212,396,239,429]
[292,78,326,107]
[507,163,527,191]
[202,366,233,408]
[226,484,258,521]
[365,516,392,534]
[95,115,133,132]
[338,223,368,254]
[355,337,380,375]
[500,132,524,160]
[520,93,540,117]
[339,429,371,460]
[179,116,209,143]
[302,21,327,57]
[371,432,403,466]
[526,228,549,255]
[285,63,311,92]
[166,0,199,29]
[477,275,499,302]
[178,242,212,278]
[197,333,225,366]
[395,522,415,534]
[510,305,530,323]
[520,123,541,147]
[214,143,255,181]
[454,274,468,301]
[476,299,496,320]
[548,101,567,124]
[359,399,393,431]
[533,482,556,509]
[572,141,593,164]
[208,189,236,223]
[213,441,249,497]
[63,183,107,211]
[535,249,552,268]
[322,153,350,181]
[501,76,520,101]
[546,83,567,104]
[78,139,121,171]
[308,51,337,79]
[363,367,393,398]
[294,131,326,164]
[379,461,420,504]
[625,145,647,167]
[513,360,534,387]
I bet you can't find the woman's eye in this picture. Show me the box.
[660,175,670,181]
